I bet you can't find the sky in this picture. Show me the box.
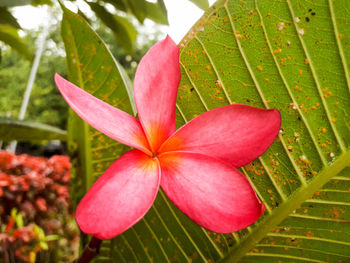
[13,0,216,43]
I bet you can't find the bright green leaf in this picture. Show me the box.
[0,25,33,60]
[88,1,137,54]
[0,0,30,7]
[10,208,17,217]
[128,0,146,23]
[0,7,21,28]
[114,15,137,44]
[45,234,60,241]
[144,1,168,25]
[39,241,49,250]
[189,0,209,10]
[102,0,128,12]
[15,216,24,228]
[0,117,67,141]
[30,0,52,6]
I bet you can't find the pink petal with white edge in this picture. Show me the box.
[76,150,160,240]
[54,74,151,154]
[133,36,180,152]
[159,152,265,233]
[159,104,281,168]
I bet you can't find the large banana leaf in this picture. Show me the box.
[60,0,350,262]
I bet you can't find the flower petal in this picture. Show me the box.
[133,36,181,152]
[159,104,281,167]
[75,150,160,240]
[159,152,265,233]
[54,74,150,154]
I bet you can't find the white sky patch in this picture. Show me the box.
[13,5,48,31]
[163,0,216,43]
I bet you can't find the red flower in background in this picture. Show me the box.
[54,36,281,240]
[0,151,71,221]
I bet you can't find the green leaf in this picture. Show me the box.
[44,234,60,241]
[84,0,349,262]
[0,117,67,141]
[0,7,21,28]
[179,0,350,262]
[33,224,45,239]
[88,1,137,54]
[0,25,33,60]
[77,9,92,24]
[128,0,146,23]
[30,0,52,6]
[10,208,17,217]
[144,1,168,25]
[39,241,49,250]
[189,0,209,10]
[0,0,30,7]
[102,0,128,12]
[60,3,134,210]
[15,212,24,228]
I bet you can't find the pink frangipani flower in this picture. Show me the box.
[54,36,281,240]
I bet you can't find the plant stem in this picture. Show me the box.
[76,236,102,263]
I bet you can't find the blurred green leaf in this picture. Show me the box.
[157,0,167,13]
[0,25,33,60]
[189,0,209,10]
[30,0,52,6]
[88,1,137,54]
[0,0,30,7]
[45,235,60,241]
[0,117,67,141]
[15,213,24,228]
[0,7,21,28]
[10,208,18,217]
[114,15,137,46]
[39,241,49,250]
[102,0,127,12]
[144,1,168,25]
[128,0,146,23]
[33,224,45,239]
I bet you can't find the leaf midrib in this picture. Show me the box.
[220,149,350,263]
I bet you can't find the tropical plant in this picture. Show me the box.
[59,0,350,262]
